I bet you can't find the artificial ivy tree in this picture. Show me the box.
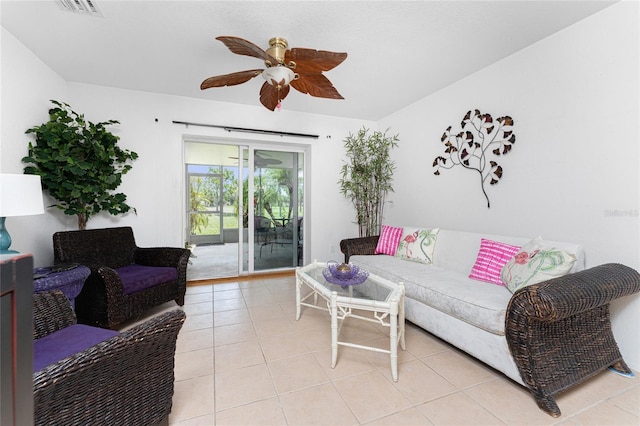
[23,100,138,230]
[339,127,399,237]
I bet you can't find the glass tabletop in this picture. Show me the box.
[301,262,395,303]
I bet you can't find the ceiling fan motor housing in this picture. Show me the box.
[266,37,288,64]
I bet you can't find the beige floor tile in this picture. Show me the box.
[185,284,213,294]
[215,363,276,411]
[569,401,639,425]
[294,326,332,352]
[333,370,412,423]
[176,327,214,354]
[422,349,496,389]
[380,359,458,404]
[174,347,214,381]
[213,297,247,312]
[185,292,213,304]
[259,332,311,361]
[268,352,330,394]
[291,307,331,332]
[213,307,251,327]
[181,312,214,333]
[417,392,503,425]
[170,413,216,425]
[169,375,215,423]
[608,386,640,416]
[403,328,452,358]
[215,397,287,425]
[253,316,295,338]
[339,318,388,344]
[364,407,434,425]
[464,378,556,425]
[215,340,265,372]
[214,321,257,346]
[180,301,213,316]
[279,382,359,425]
[363,336,416,370]
[249,303,288,321]
[578,369,639,400]
[212,282,240,291]
[213,288,243,300]
[313,346,378,380]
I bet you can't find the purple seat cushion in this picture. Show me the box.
[116,264,178,295]
[34,324,119,372]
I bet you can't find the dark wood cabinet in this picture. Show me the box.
[1,254,34,426]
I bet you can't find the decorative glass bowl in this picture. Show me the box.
[323,261,369,286]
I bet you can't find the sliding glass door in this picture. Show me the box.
[185,141,304,280]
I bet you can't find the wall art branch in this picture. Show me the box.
[432,109,516,208]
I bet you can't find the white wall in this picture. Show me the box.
[1,27,374,267]
[379,1,640,370]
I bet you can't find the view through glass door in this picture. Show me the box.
[185,141,304,280]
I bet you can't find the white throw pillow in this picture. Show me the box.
[395,227,439,264]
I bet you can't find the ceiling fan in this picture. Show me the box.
[201,36,347,111]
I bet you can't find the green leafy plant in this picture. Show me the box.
[22,100,138,230]
[339,127,399,237]
[433,109,516,208]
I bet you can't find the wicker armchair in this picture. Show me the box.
[53,226,190,329]
[506,263,640,417]
[33,290,186,426]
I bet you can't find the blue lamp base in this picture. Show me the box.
[0,216,19,254]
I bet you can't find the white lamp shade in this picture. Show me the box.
[0,174,45,217]
[262,66,295,87]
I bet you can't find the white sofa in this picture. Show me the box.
[340,228,640,417]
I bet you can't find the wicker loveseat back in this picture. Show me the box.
[54,226,136,269]
[53,226,190,329]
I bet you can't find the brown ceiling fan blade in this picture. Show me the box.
[285,48,347,73]
[216,36,279,65]
[200,69,263,90]
[290,73,344,99]
[259,82,290,111]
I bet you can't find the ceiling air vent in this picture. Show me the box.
[55,0,103,17]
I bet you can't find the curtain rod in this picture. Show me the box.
[172,120,319,139]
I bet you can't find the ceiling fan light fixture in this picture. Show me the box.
[262,66,295,88]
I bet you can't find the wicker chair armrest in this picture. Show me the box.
[134,247,191,268]
[33,290,77,340]
[507,263,640,323]
[339,236,380,263]
[33,309,186,426]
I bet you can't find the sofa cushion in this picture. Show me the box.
[395,228,439,264]
[351,254,512,335]
[34,324,119,372]
[375,225,403,255]
[469,239,521,285]
[501,237,577,293]
[117,264,178,295]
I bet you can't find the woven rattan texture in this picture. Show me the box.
[33,290,186,426]
[506,263,640,417]
[340,235,380,263]
[53,227,190,329]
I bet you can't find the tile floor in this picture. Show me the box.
[137,275,639,425]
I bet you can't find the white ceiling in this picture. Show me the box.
[1,0,616,121]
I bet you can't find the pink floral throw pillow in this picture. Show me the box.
[468,239,521,285]
[501,236,577,293]
[375,225,403,255]
[395,227,440,264]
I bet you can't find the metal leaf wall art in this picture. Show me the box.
[433,109,516,208]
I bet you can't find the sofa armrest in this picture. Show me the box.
[75,266,126,328]
[33,309,186,426]
[507,263,640,322]
[339,236,380,263]
[33,290,77,340]
[505,263,640,417]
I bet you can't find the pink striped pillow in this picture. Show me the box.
[469,239,521,285]
[375,225,403,255]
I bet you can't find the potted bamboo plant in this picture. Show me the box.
[339,127,399,237]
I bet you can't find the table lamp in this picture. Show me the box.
[0,174,45,254]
